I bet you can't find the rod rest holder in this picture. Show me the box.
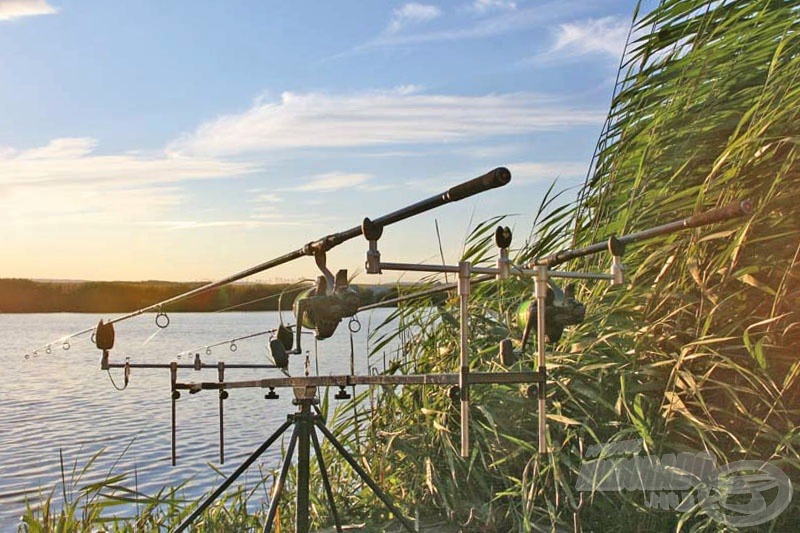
[495,226,512,280]
[362,217,384,274]
[608,236,626,286]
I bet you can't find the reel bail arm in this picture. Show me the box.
[292,250,361,352]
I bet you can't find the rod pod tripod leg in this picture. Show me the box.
[175,393,415,533]
[264,396,416,533]
[173,417,294,532]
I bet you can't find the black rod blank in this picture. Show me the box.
[533,199,752,267]
[125,167,510,321]
[28,168,510,355]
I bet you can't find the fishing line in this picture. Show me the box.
[172,281,313,358]
[24,168,511,360]
[159,281,314,354]
[216,279,312,314]
[357,275,494,312]
[277,279,312,325]
[106,363,130,391]
[142,328,163,347]
[435,219,449,284]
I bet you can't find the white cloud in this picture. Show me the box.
[249,212,317,226]
[469,0,516,14]
[550,17,629,59]
[1,137,258,226]
[154,220,268,231]
[388,3,442,33]
[18,137,95,159]
[0,0,57,21]
[375,9,529,46]
[141,212,317,231]
[0,137,257,186]
[508,161,587,184]
[251,193,282,203]
[1,184,185,226]
[282,172,372,192]
[346,1,578,52]
[171,89,604,157]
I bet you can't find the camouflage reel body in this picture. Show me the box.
[293,269,360,341]
[517,282,585,343]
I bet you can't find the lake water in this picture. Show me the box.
[0,310,395,531]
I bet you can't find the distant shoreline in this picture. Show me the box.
[0,278,398,313]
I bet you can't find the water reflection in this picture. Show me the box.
[0,310,392,530]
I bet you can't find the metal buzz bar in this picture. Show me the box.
[93,319,290,466]
[24,167,512,360]
[176,199,754,460]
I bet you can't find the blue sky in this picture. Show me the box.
[1,0,638,282]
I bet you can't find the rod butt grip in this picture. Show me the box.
[446,167,511,202]
[685,199,753,228]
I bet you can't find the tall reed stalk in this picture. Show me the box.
[317,0,799,530]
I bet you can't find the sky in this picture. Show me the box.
[1,0,638,284]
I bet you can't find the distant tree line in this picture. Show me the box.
[0,279,313,313]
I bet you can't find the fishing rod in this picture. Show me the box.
[359,199,754,335]
[178,327,283,357]
[23,283,312,359]
[532,200,753,267]
[24,168,511,359]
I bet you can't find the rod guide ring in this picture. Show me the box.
[156,312,170,329]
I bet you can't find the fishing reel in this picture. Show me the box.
[292,259,360,350]
[517,282,586,344]
[294,272,360,340]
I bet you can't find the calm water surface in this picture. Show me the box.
[0,310,393,530]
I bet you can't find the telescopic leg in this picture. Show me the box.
[310,425,343,532]
[173,418,293,533]
[296,411,311,533]
[314,419,416,533]
[263,424,300,533]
